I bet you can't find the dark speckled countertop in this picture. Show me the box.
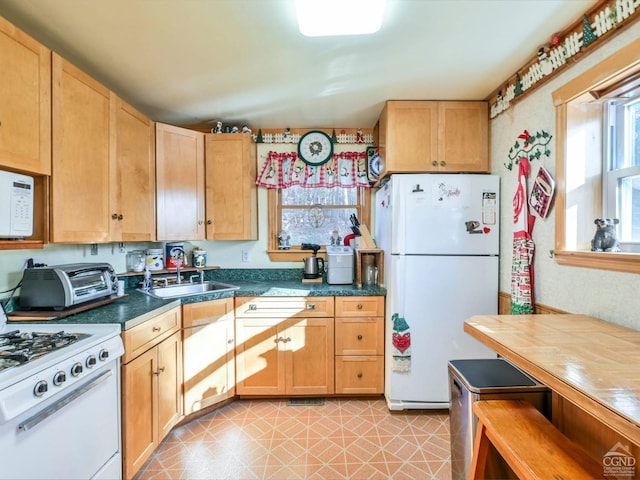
[8,269,386,331]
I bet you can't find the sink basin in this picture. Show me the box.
[139,281,239,299]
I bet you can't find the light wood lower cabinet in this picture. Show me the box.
[182,298,235,416]
[121,306,182,480]
[335,296,384,394]
[235,296,335,396]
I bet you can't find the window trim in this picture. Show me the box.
[552,36,640,273]
[266,187,372,262]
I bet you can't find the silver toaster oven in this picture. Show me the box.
[20,263,118,309]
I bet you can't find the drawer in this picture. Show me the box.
[335,296,384,317]
[235,296,334,318]
[335,356,384,394]
[335,317,383,355]
[121,306,182,363]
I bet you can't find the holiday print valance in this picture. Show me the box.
[256,151,370,189]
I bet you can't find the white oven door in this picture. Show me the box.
[0,363,121,480]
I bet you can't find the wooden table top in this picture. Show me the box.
[464,314,640,446]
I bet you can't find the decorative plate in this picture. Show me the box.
[367,146,381,182]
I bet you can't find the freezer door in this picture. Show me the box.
[385,254,497,408]
[390,174,499,255]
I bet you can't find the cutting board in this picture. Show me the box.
[8,294,128,321]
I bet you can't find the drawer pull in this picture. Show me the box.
[249,304,258,311]
[152,326,161,332]
[357,304,363,310]
[307,304,316,310]
[357,334,363,340]
[357,373,363,379]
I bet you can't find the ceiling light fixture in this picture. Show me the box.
[294,0,386,37]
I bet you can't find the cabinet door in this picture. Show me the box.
[157,331,183,441]
[438,102,489,172]
[111,97,156,241]
[0,17,51,175]
[156,122,205,240]
[286,318,335,395]
[205,134,258,240]
[51,53,112,242]
[382,101,438,175]
[122,348,157,480]
[183,298,235,414]
[235,320,284,395]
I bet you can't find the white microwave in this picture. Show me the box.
[0,170,34,238]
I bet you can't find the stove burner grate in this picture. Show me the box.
[0,330,90,371]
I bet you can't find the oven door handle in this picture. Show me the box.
[18,369,112,433]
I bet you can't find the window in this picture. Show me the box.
[267,186,371,261]
[604,95,640,248]
[552,37,640,273]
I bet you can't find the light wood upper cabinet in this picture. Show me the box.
[0,17,51,175]
[51,53,111,243]
[437,102,489,172]
[156,123,205,241]
[205,134,258,240]
[51,53,156,243]
[111,97,156,242]
[377,100,488,177]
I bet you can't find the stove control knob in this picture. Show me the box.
[70,362,83,377]
[34,380,48,397]
[86,355,97,368]
[98,349,109,361]
[53,371,66,386]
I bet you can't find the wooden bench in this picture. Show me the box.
[470,399,604,480]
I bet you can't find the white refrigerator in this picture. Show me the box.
[375,174,499,410]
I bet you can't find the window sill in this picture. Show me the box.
[267,248,327,262]
[554,249,640,274]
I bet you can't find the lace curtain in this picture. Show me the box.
[256,151,371,188]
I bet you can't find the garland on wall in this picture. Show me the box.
[489,0,640,119]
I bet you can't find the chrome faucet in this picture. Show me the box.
[190,270,204,284]
[172,248,185,285]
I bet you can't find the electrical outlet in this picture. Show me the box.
[90,244,98,256]
[118,242,125,253]
[242,249,250,263]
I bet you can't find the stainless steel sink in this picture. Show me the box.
[139,281,239,299]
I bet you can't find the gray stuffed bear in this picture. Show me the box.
[591,218,620,252]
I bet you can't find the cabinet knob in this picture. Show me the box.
[207,220,212,225]
[154,366,165,375]
[118,214,123,221]
[432,160,438,167]
[276,336,284,343]
[228,338,234,345]
[357,334,363,340]
[357,373,363,379]
[249,304,257,311]
[286,337,292,343]
[357,304,363,309]
[111,213,118,220]
[198,220,204,225]
[307,304,316,310]
[152,326,161,332]
[440,160,446,167]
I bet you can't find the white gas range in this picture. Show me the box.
[0,301,124,480]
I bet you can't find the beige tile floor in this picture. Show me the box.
[133,398,451,480]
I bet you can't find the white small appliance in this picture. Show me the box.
[326,246,353,285]
[0,170,34,238]
[375,173,499,410]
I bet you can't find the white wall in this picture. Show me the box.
[492,22,640,329]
